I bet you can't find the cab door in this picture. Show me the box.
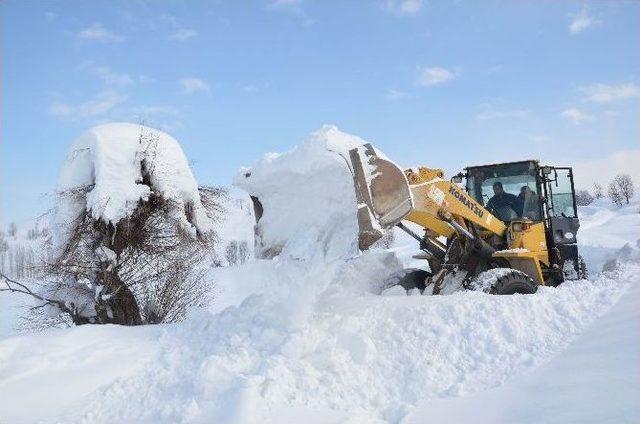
[541,167,581,279]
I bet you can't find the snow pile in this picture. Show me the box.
[406,262,640,424]
[575,198,640,272]
[579,198,639,249]
[1,259,634,423]
[234,125,370,262]
[54,122,213,245]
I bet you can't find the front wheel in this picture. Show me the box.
[471,268,538,295]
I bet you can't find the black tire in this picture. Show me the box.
[472,268,538,295]
[381,268,430,293]
[491,269,538,295]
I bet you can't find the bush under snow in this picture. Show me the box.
[40,123,225,325]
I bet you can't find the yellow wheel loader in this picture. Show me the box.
[343,144,586,295]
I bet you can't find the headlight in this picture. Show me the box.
[565,232,574,239]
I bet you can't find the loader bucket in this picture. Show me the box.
[345,144,413,250]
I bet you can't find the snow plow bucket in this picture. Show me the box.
[347,144,413,250]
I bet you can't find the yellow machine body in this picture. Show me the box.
[402,167,548,285]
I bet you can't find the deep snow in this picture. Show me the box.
[1,127,639,423]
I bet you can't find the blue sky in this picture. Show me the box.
[2,0,639,225]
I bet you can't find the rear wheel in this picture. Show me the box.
[471,268,538,295]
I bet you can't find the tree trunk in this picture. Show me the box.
[94,268,142,325]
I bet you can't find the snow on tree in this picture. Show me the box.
[575,189,594,206]
[608,174,634,206]
[608,180,624,207]
[612,174,634,204]
[592,182,604,199]
[2,123,226,326]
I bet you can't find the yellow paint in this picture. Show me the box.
[398,168,553,286]
[493,221,549,284]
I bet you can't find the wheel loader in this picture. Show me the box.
[342,143,586,295]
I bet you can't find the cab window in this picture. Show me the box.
[466,162,542,222]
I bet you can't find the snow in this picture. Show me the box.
[1,124,640,423]
[234,125,367,262]
[574,197,640,272]
[496,247,529,254]
[470,267,516,292]
[0,324,160,424]
[405,263,640,424]
[54,122,213,246]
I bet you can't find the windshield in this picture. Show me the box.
[466,162,541,222]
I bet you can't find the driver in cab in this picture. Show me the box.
[486,181,523,219]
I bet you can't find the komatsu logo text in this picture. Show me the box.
[449,186,484,218]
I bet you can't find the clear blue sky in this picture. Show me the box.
[2,0,639,225]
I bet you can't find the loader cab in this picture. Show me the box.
[464,160,582,283]
[464,161,543,223]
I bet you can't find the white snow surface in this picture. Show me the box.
[2,123,640,423]
[406,263,640,424]
[234,125,373,262]
[54,122,213,246]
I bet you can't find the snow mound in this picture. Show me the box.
[1,261,633,423]
[54,123,213,246]
[234,125,370,262]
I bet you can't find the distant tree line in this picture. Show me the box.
[575,174,635,207]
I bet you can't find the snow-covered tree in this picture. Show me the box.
[7,222,17,238]
[608,181,624,207]
[592,182,604,199]
[0,231,7,273]
[575,190,594,206]
[612,174,634,204]
[2,123,226,326]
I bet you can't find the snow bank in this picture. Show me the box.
[1,260,633,423]
[234,125,370,262]
[576,198,640,272]
[406,263,640,424]
[54,123,213,246]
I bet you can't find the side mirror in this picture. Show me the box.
[452,173,464,184]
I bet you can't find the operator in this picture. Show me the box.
[486,181,523,218]
[519,186,541,220]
